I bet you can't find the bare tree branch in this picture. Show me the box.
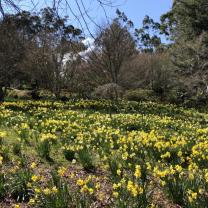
[0,0,126,33]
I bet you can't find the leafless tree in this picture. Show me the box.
[87,19,136,86]
[0,0,126,44]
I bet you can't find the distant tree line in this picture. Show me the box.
[0,0,208,107]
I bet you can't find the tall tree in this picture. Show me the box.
[88,13,136,85]
[135,15,163,53]
[161,0,208,41]
[0,14,25,101]
[23,7,83,98]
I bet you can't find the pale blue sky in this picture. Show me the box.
[68,0,173,35]
[15,0,173,35]
[115,0,173,25]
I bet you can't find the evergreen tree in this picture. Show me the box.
[161,0,208,96]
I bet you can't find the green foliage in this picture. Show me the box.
[124,89,157,102]
[7,167,32,202]
[135,15,163,53]
[36,173,73,208]
[159,0,208,103]
[108,156,121,181]
[37,140,52,161]
[78,147,95,172]
[174,0,208,40]
[63,149,75,161]
[0,173,6,199]
[1,146,10,163]
[2,93,208,207]
[12,143,22,156]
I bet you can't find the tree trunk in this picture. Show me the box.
[54,85,61,99]
[0,86,5,102]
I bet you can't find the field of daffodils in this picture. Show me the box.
[0,100,208,208]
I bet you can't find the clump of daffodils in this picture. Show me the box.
[40,133,57,142]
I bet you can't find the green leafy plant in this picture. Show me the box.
[63,149,75,161]
[37,140,52,161]
[7,167,32,202]
[12,143,22,156]
[0,173,6,199]
[78,147,95,172]
[35,172,73,208]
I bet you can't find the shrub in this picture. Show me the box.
[7,89,31,100]
[31,90,40,100]
[92,83,123,100]
[165,89,181,104]
[124,89,157,102]
[38,90,54,99]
